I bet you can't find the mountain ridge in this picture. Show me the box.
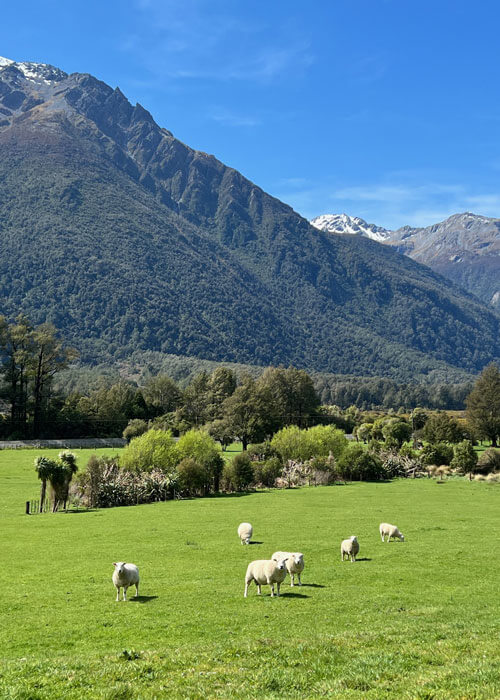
[0,58,499,380]
[311,211,500,309]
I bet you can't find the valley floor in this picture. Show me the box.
[0,450,498,699]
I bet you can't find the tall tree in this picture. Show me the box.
[142,374,182,416]
[221,374,272,450]
[466,363,500,447]
[0,315,34,436]
[31,324,79,438]
[257,366,320,430]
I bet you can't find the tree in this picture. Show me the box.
[123,419,149,443]
[205,368,237,420]
[271,425,312,463]
[466,364,500,447]
[257,366,319,430]
[205,418,234,450]
[180,372,211,426]
[34,451,78,511]
[450,440,478,477]
[31,324,79,438]
[0,314,34,436]
[382,419,412,447]
[34,455,54,511]
[476,448,500,475]
[141,375,182,416]
[356,423,373,443]
[410,407,428,431]
[336,445,385,481]
[221,375,272,450]
[421,412,465,444]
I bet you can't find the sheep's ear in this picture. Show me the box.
[112,562,117,566]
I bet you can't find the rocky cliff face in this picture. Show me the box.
[0,57,499,379]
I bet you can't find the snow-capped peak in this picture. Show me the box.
[310,213,392,242]
[0,56,66,83]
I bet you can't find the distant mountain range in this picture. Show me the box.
[311,212,500,309]
[0,57,499,381]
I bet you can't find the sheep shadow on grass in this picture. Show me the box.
[248,541,264,545]
[129,596,158,603]
[279,592,310,599]
[355,558,372,562]
[300,583,326,588]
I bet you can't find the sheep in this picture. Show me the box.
[244,557,288,597]
[238,522,253,545]
[112,562,139,601]
[379,523,405,542]
[272,551,304,586]
[340,536,359,562]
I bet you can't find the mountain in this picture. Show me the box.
[310,214,392,242]
[388,213,500,309]
[312,212,500,309]
[0,57,499,382]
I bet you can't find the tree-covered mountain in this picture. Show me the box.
[0,57,499,381]
[312,212,500,310]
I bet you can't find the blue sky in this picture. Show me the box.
[1,0,500,229]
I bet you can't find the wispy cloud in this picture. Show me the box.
[209,108,261,127]
[273,174,500,230]
[122,0,314,85]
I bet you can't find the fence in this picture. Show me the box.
[1,438,126,450]
[25,499,52,514]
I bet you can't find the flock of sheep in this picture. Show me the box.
[111,521,405,601]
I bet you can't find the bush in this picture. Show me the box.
[420,442,454,466]
[450,440,478,475]
[120,429,178,474]
[336,445,386,481]
[123,419,148,443]
[224,452,254,491]
[247,441,278,461]
[252,456,282,487]
[476,448,500,475]
[177,458,207,495]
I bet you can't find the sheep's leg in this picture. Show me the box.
[115,586,120,602]
[135,582,139,597]
[123,585,128,601]
[276,582,281,597]
[257,584,261,595]
[244,581,249,597]
[290,574,294,587]
[298,573,302,586]
[270,583,275,597]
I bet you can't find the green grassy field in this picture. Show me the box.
[0,449,499,699]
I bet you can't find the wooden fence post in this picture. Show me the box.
[25,501,30,515]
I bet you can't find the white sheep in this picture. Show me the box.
[272,551,304,586]
[379,522,405,542]
[238,522,253,545]
[341,536,359,562]
[244,557,288,597]
[112,562,140,601]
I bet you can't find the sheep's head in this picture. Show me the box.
[399,533,405,541]
[292,553,304,565]
[113,562,126,574]
[275,558,288,570]
[350,536,358,543]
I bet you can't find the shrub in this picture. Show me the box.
[476,448,500,475]
[177,458,207,495]
[420,442,454,466]
[336,445,386,481]
[176,429,223,493]
[123,419,148,443]
[450,440,478,475]
[252,456,282,487]
[247,441,278,461]
[224,452,254,491]
[120,429,178,474]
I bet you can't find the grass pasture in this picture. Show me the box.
[0,449,499,699]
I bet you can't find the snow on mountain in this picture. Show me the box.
[0,56,66,83]
[310,213,392,242]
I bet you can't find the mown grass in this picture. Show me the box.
[0,448,498,699]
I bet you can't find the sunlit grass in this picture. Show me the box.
[0,449,498,698]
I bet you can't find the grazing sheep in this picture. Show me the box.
[272,551,304,586]
[340,536,359,562]
[379,523,405,542]
[112,562,139,601]
[238,522,253,545]
[244,557,288,597]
